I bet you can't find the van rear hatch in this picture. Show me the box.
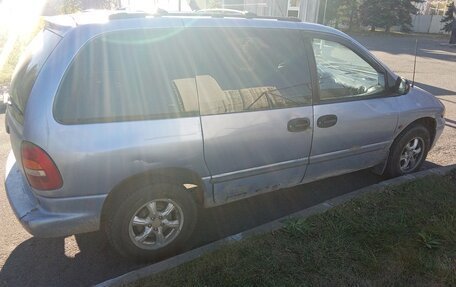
[6,28,62,165]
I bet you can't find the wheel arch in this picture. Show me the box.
[100,167,207,228]
[399,117,436,146]
[373,116,436,175]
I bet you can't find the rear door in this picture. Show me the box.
[189,27,314,204]
[304,35,399,181]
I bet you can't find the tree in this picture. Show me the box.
[450,0,456,44]
[452,0,456,44]
[360,0,422,32]
[336,0,361,30]
[80,0,120,9]
[61,0,81,14]
[61,0,120,13]
[441,2,454,32]
[318,0,360,30]
[207,0,221,9]
[441,0,455,44]
[318,0,340,25]
[440,0,456,44]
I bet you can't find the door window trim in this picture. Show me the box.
[303,32,395,105]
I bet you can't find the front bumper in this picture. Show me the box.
[4,151,107,238]
[432,115,445,149]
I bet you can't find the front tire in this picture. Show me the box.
[105,183,197,261]
[384,124,431,178]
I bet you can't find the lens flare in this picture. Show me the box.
[0,0,47,71]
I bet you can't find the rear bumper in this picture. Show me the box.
[5,151,106,238]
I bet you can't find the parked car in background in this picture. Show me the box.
[4,10,445,260]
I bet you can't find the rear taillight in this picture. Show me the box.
[21,141,63,190]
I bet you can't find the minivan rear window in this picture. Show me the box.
[9,29,61,124]
[54,29,198,124]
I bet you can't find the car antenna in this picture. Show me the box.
[411,39,418,88]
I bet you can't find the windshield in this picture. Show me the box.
[9,29,61,124]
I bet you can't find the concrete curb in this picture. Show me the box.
[95,164,456,287]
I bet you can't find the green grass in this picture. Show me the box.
[131,171,456,286]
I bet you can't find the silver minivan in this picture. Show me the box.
[4,10,445,260]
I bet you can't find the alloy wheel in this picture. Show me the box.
[399,137,424,173]
[128,199,184,250]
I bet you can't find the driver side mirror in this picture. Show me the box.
[393,77,410,95]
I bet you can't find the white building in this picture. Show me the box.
[120,0,321,22]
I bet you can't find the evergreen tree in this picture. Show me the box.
[449,1,456,44]
[80,0,120,9]
[337,0,361,30]
[61,0,120,13]
[440,2,454,33]
[61,0,81,14]
[360,0,421,32]
[318,0,341,25]
[319,0,360,30]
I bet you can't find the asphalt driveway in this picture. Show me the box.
[0,33,455,287]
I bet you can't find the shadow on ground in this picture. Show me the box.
[444,118,456,130]
[415,82,456,96]
[1,162,441,287]
[353,34,456,63]
[0,168,395,287]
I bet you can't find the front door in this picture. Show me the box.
[305,35,399,181]
[189,27,314,204]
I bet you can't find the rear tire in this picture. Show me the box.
[384,124,430,178]
[104,183,197,261]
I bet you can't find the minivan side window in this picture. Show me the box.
[54,29,198,124]
[189,28,312,116]
[9,29,61,124]
[312,38,385,101]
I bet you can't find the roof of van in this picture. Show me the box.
[44,10,346,38]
